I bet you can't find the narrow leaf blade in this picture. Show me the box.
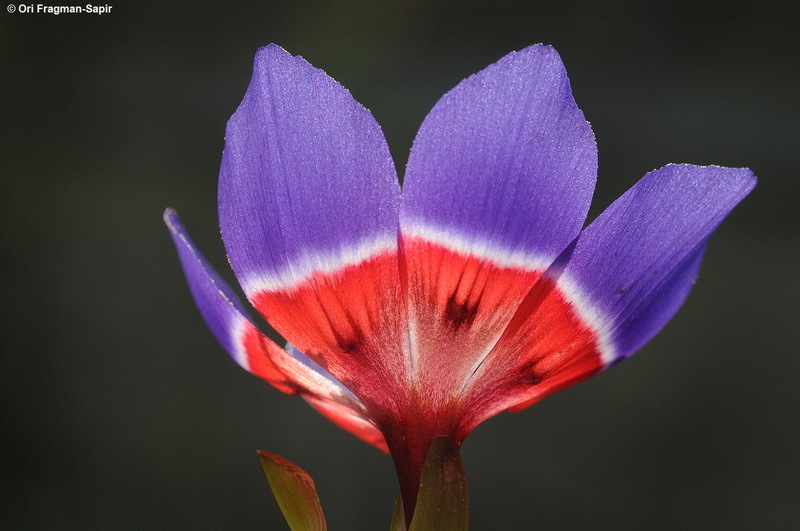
[408,436,469,531]
[257,450,327,531]
[390,492,408,531]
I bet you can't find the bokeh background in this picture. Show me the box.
[3,1,799,528]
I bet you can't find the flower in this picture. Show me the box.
[165,44,755,519]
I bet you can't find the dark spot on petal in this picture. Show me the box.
[519,360,544,385]
[338,339,360,354]
[444,292,480,330]
[317,302,364,356]
[330,322,364,355]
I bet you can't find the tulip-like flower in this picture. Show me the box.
[165,44,754,521]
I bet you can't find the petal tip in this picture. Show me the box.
[734,166,758,190]
[255,43,290,62]
[249,44,312,88]
[516,43,559,58]
[507,43,568,71]
[660,163,757,198]
[164,209,188,241]
[163,207,179,228]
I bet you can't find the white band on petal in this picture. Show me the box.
[555,273,617,366]
[401,220,552,272]
[241,233,398,294]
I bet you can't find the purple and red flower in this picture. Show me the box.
[166,44,754,518]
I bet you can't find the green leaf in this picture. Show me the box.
[408,436,469,531]
[257,450,327,531]
[390,492,407,531]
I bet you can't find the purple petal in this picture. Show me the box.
[165,208,252,359]
[164,209,370,411]
[401,44,596,263]
[219,44,400,297]
[558,164,756,363]
[457,164,754,424]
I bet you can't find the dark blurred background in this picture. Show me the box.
[2,1,798,528]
